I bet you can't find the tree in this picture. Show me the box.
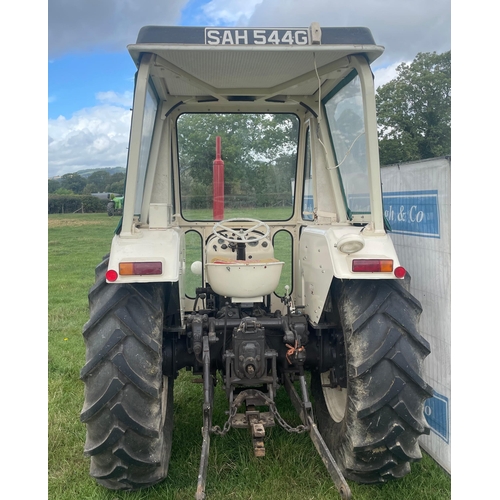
[177,113,299,208]
[53,187,74,195]
[376,51,451,165]
[60,173,87,194]
[48,179,60,193]
[107,180,125,194]
[107,172,125,192]
[87,170,111,192]
[83,183,99,195]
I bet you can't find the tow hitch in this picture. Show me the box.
[194,330,352,500]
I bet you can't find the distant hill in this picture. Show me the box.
[75,167,126,178]
[50,166,126,180]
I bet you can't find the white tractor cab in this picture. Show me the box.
[81,24,433,499]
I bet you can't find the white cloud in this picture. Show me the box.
[247,0,450,69]
[96,90,133,107]
[202,0,264,25]
[48,104,132,177]
[373,61,409,89]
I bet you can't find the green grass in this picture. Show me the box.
[48,213,451,499]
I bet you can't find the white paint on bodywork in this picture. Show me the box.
[299,225,401,324]
[107,227,184,284]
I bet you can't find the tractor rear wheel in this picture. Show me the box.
[80,255,173,490]
[311,278,433,484]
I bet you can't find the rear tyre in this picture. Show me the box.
[311,278,433,484]
[80,255,174,490]
[107,202,115,216]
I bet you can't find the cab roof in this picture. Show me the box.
[127,24,384,101]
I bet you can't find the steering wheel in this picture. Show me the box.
[212,218,270,244]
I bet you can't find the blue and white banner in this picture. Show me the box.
[383,190,440,238]
[381,157,451,473]
[425,391,450,444]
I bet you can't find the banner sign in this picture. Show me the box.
[380,158,451,473]
[425,391,450,443]
[383,190,440,238]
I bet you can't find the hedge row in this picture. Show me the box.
[48,195,108,214]
[49,193,293,214]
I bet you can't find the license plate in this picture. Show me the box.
[205,28,310,46]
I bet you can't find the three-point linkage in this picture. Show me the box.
[193,312,352,500]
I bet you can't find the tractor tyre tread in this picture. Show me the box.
[80,255,173,491]
[311,278,433,484]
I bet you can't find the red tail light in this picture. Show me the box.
[352,259,393,273]
[394,266,406,278]
[106,269,118,282]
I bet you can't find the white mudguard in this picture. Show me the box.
[299,225,402,324]
[106,227,185,285]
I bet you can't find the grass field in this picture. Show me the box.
[48,213,451,500]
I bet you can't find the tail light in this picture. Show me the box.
[106,262,162,282]
[119,262,163,276]
[351,259,406,278]
[394,266,406,278]
[106,269,118,282]
[352,259,393,273]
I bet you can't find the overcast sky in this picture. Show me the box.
[47,0,451,178]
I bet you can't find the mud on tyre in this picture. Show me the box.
[311,277,433,484]
[80,255,174,490]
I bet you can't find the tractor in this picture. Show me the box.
[106,194,124,216]
[80,23,433,499]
